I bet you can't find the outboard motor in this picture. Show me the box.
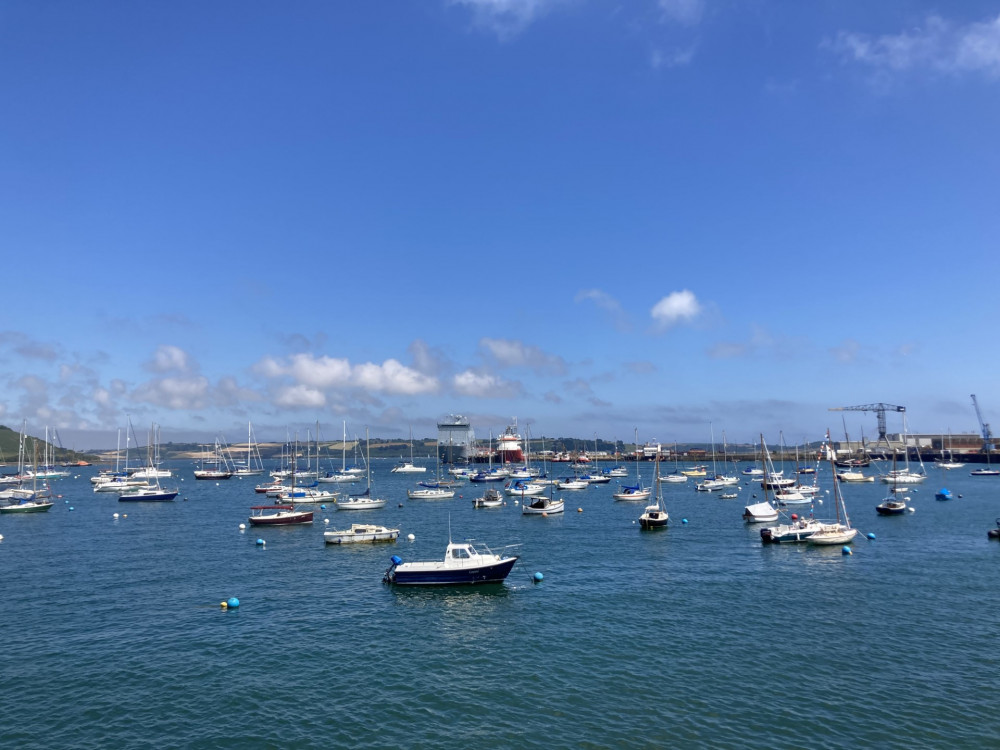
[382,555,403,584]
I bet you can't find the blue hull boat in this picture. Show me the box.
[383,540,518,586]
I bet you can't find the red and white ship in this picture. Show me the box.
[495,420,525,464]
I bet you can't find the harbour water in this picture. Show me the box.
[2,460,999,748]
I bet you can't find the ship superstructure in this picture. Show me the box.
[438,415,475,464]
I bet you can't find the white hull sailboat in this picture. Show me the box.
[391,427,426,474]
[338,429,387,510]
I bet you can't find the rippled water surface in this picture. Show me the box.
[3,460,999,748]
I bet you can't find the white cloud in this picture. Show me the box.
[288,354,353,389]
[255,353,439,396]
[450,0,561,38]
[650,290,702,328]
[145,344,193,373]
[658,0,703,27]
[480,338,567,375]
[826,13,1000,78]
[353,359,439,395]
[131,376,211,410]
[274,384,326,409]
[453,370,522,398]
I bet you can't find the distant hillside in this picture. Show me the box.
[0,424,99,466]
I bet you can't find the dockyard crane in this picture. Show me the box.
[828,403,906,450]
[971,394,994,453]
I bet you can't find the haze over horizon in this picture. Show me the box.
[3,2,999,450]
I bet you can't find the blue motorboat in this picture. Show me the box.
[382,539,518,586]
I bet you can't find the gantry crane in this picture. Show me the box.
[828,403,906,450]
[971,394,994,453]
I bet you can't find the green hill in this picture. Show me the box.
[0,424,98,467]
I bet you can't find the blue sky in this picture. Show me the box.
[2,1,999,449]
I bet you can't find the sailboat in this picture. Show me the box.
[879,417,926,484]
[935,431,964,470]
[318,421,361,483]
[639,453,669,529]
[613,428,651,501]
[391,427,427,473]
[337,428,388,510]
[194,436,234,480]
[0,438,54,513]
[875,451,910,515]
[806,431,859,545]
[743,433,779,524]
[232,421,265,477]
[411,435,459,498]
[696,423,738,491]
[248,448,313,525]
[661,443,687,483]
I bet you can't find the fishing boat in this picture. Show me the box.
[382,534,518,586]
[472,488,503,508]
[391,427,427,474]
[324,523,399,544]
[521,485,564,515]
[248,504,314,526]
[639,455,669,529]
[337,429,388,510]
